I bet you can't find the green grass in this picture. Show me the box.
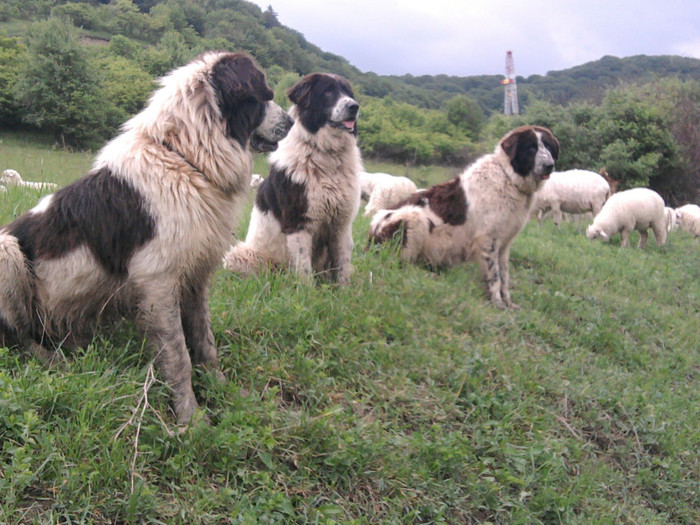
[1,137,698,524]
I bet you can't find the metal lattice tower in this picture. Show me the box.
[501,50,519,115]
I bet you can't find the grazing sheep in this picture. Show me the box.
[674,204,700,237]
[359,171,391,199]
[360,171,418,217]
[532,169,613,226]
[1,169,58,190]
[664,207,678,233]
[586,187,667,248]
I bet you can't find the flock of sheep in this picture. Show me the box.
[5,167,700,246]
[358,167,700,248]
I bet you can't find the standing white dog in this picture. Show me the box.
[0,51,293,424]
[223,73,362,284]
[369,126,559,308]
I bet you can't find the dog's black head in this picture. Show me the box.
[210,52,292,152]
[287,73,359,135]
[500,125,559,180]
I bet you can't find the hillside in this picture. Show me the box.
[2,0,700,115]
[1,0,699,201]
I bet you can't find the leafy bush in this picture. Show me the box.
[13,17,121,148]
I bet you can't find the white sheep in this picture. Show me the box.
[360,171,418,217]
[674,203,700,237]
[664,207,678,233]
[532,169,614,226]
[1,169,58,190]
[359,171,391,200]
[250,173,264,189]
[586,187,667,248]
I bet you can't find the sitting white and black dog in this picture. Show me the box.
[369,126,559,309]
[0,52,293,424]
[223,73,363,284]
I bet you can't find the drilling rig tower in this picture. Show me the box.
[501,50,519,115]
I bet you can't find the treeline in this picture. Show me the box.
[0,0,699,203]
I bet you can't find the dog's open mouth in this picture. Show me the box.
[329,119,356,132]
[250,133,279,153]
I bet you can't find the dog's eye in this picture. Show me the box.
[324,88,334,98]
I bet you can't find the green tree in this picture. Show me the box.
[445,95,484,139]
[14,18,119,147]
[95,55,155,121]
[0,36,23,127]
[597,85,680,190]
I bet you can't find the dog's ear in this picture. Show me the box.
[500,128,525,161]
[288,74,318,109]
[210,53,274,147]
[501,127,538,176]
[211,53,273,104]
[537,127,560,161]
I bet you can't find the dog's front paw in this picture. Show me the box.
[490,297,508,309]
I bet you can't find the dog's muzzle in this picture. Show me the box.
[251,102,294,152]
[329,98,359,132]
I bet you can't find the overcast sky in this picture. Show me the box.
[248,0,700,77]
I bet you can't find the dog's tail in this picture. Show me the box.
[222,241,269,274]
[0,233,68,365]
[0,233,38,349]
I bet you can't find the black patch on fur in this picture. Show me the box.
[504,128,539,177]
[255,164,309,234]
[7,167,155,276]
[288,73,357,135]
[398,178,467,225]
[210,53,274,147]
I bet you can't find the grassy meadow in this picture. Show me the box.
[0,132,698,524]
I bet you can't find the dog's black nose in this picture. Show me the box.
[347,102,359,118]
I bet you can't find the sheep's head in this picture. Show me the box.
[1,169,21,185]
[586,224,608,241]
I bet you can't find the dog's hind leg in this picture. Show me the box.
[137,279,199,424]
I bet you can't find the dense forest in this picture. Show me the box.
[0,0,699,203]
